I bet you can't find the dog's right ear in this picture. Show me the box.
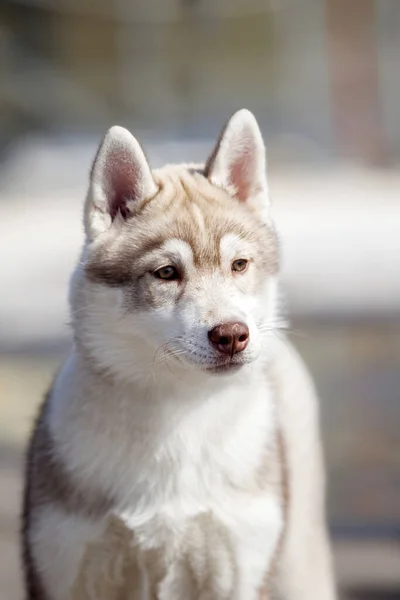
[84,126,157,240]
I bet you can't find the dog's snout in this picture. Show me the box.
[208,322,249,356]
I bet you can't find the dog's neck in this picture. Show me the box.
[71,334,269,404]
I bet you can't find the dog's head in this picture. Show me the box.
[71,110,281,382]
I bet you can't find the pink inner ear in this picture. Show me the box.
[228,139,255,203]
[230,147,252,203]
[104,150,139,220]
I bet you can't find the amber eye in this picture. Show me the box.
[231,259,248,273]
[154,265,179,280]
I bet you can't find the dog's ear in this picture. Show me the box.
[205,109,269,220]
[84,126,157,239]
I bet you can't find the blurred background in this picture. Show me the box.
[0,0,399,598]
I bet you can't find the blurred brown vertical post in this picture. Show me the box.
[326,0,389,165]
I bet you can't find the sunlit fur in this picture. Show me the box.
[22,110,336,600]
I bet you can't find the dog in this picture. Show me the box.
[22,109,336,600]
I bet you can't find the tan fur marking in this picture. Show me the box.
[24,397,113,519]
[85,166,278,291]
[22,393,114,599]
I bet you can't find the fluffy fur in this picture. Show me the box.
[22,110,336,600]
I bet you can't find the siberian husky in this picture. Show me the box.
[22,110,336,600]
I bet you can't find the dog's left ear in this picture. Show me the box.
[205,109,269,219]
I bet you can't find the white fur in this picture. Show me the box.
[32,336,336,600]
[219,233,253,265]
[270,339,337,600]
[31,508,108,600]
[28,110,336,600]
[160,238,195,270]
[33,353,282,599]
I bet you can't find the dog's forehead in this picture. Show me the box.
[134,167,259,264]
[86,166,278,286]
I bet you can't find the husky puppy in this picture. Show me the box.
[22,110,336,600]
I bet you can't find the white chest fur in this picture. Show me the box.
[48,358,283,599]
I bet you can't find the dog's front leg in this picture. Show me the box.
[138,514,236,600]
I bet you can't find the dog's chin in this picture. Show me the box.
[198,354,258,375]
[167,345,258,376]
[171,354,245,375]
[202,362,244,375]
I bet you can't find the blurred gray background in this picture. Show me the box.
[0,0,400,598]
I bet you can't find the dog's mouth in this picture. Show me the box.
[172,354,246,375]
[201,361,244,374]
[165,342,253,374]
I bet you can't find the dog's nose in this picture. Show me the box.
[208,322,249,356]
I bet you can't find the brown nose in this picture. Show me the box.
[208,322,249,356]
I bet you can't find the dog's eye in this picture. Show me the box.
[231,259,248,273]
[154,265,179,280]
